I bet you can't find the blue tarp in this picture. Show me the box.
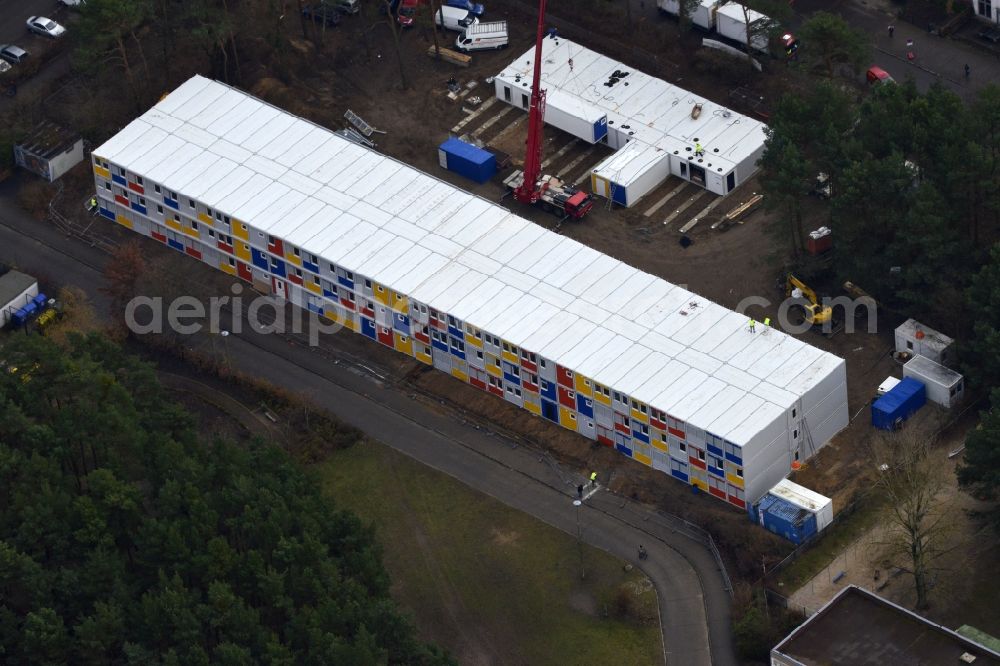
[872,377,926,430]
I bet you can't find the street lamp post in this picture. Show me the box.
[573,499,585,580]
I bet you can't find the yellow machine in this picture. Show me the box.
[786,274,838,334]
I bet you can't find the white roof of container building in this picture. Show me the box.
[770,479,832,512]
[495,39,768,175]
[95,76,844,451]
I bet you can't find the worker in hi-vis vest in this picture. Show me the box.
[590,471,598,486]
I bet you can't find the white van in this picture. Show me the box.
[455,20,508,51]
[434,5,477,31]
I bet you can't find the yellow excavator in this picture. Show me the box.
[786,274,841,337]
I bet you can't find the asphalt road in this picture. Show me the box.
[0,177,738,666]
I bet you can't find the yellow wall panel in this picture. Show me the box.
[232,221,249,240]
[726,473,744,488]
[524,401,541,415]
[235,242,250,261]
[558,406,577,430]
[165,218,182,232]
[691,477,708,492]
[451,367,469,382]
[94,165,111,179]
[574,374,594,396]
[633,452,652,467]
[115,214,132,229]
[197,212,212,225]
[394,333,413,356]
[220,262,236,275]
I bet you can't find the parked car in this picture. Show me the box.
[978,26,1000,43]
[58,0,86,6]
[27,17,66,39]
[445,0,484,18]
[0,45,29,65]
[301,3,341,26]
[382,0,415,27]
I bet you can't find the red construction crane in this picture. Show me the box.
[503,0,593,221]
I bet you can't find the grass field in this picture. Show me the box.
[316,440,663,665]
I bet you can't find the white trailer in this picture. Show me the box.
[657,0,725,30]
[903,355,964,408]
[0,270,39,327]
[895,318,954,366]
[715,3,772,52]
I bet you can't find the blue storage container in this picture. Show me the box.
[438,138,496,183]
[32,293,47,308]
[753,494,818,545]
[872,377,926,430]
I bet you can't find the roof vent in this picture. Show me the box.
[960,653,977,664]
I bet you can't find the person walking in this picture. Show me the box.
[888,24,895,38]
[748,318,756,333]
[965,63,971,79]
[589,471,598,487]
[638,545,647,560]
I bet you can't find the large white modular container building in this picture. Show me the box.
[493,38,768,204]
[92,76,847,510]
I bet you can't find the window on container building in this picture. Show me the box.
[420,305,427,314]
[154,184,161,194]
[104,182,111,190]
[291,247,300,257]
[345,271,353,280]
[270,258,279,270]
[136,176,143,185]
[189,199,195,208]
[313,276,320,285]
[309,254,317,264]
[139,197,146,206]
[191,221,199,231]
[346,292,355,302]
[698,450,706,461]
[228,258,235,266]
[223,216,230,225]
[540,359,547,368]
[215,211,222,221]
[640,424,649,435]
[736,468,743,478]
[476,350,484,360]
[174,214,180,222]
[208,230,216,238]
[514,388,522,397]
[679,442,687,452]
[156,205,163,214]
[119,167,126,176]
[494,358,501,368]
[295,268,302,277]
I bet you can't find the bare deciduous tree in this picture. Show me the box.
[869,428,956,610]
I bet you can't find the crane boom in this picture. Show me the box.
[513,0,548,205]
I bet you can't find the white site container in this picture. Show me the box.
[771,478,834,532]
[542,88,609,143]
[493,80,609,143]
[894,318,954,366]
[903,355,964,408]
[715,3,771,52]
[657,0,724,30]
[590,141,672,207]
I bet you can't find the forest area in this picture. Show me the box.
[758,79,1000,528]
[0,333,454,665]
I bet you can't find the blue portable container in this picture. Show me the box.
[871,377,926,430]
[753,495,818,545]
[438,138,496,183]
[32,293,47,308]
[11,307,29,327]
